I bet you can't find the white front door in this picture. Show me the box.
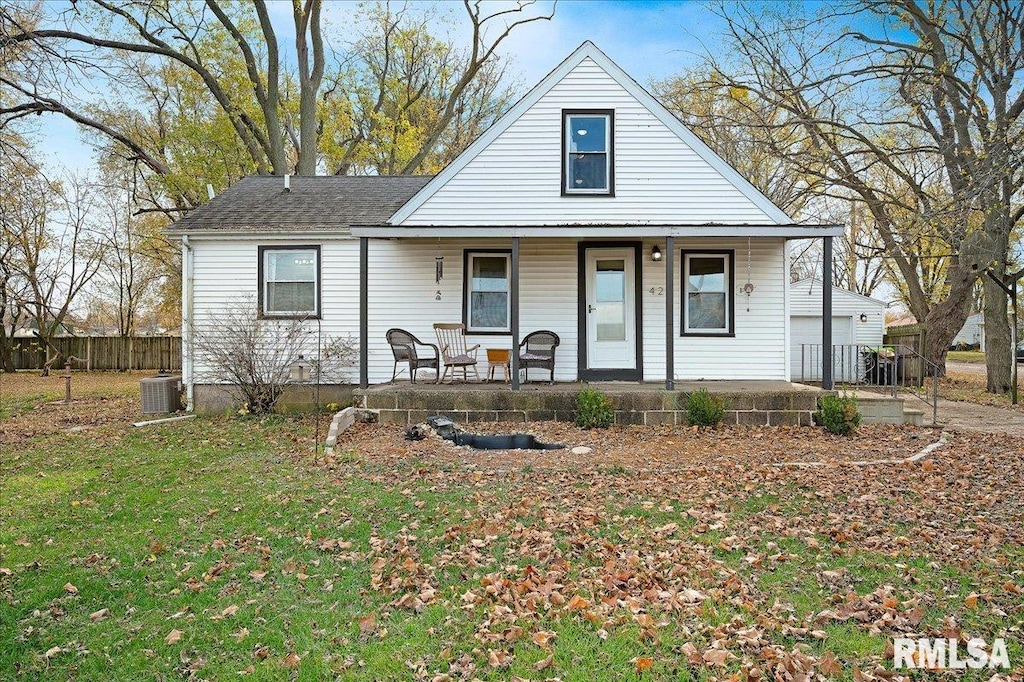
[585,248,636,369]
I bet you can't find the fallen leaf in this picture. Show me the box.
[819,651,842,677]
[89,608,110,622]
[964,593,979,609]
[532,630,556,648]
[44,646,61,659]
[534,653,554,671]
[220,604,239,618]
[634,656,654,673]
[358,613,376,634]
[487,649,511,668]
[63,583,78,594]
[282,652,301,668]
[703,648,731,667]
[165,629,183,645]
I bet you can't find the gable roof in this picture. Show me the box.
[791,278,886,307]
[389,41,793,226]
[168,175,432,233]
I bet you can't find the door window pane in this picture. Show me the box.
[595,259,626,340]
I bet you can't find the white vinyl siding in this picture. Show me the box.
[189,239,359,385]
[188,237,790,387]
[399,58,780,226]
[642,238,788,381]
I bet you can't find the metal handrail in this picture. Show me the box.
[796,343,939,424]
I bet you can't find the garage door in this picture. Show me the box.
[791,315,854,382]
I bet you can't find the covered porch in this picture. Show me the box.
[351,225,844,391]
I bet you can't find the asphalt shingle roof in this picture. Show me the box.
[169,175,433,232]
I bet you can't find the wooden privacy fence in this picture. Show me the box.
[10,336,182,371]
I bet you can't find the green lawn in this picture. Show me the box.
[2,373,1022,680]
[947,350,986,363]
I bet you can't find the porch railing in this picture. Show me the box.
[797,343,939,424]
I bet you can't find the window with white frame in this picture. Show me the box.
[682,252,733,335]
[464,251,511,333]
[563,110,613,195]
[260,246,320,317]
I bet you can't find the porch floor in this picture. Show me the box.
[356,380,824,427]
[360,379,819,394]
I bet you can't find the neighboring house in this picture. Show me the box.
[168,42,841,410]
[951,312,985,351]
[788,278,886,382]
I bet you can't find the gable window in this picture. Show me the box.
[464,251,511,333]
[682,251,733,335]
[563,110,613,195]
[259,246,320,318]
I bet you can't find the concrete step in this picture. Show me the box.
[902,408,925,427]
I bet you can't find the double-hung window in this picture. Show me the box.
[682,252,733,335]
[563,110,613,195]
[259,246,320,318]
[464,251,511,333]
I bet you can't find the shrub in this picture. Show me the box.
[685,388,727,428]
[574,388,614,429]
[815,394,861,435]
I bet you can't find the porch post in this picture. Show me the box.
[665,236,674,391]
[359,237,368,389]
[510,237,520,391]
[822,236,833,390]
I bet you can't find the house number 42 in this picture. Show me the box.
[648,287,664,296]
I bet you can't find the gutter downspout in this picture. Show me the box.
[182,235,195,411]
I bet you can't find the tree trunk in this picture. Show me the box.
[0,330,16,373]
[983,277,1011,393]
[922,263,976,375]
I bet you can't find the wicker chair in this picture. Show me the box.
[385,328,440,384]
[518,330,560,384]
[433,323,480,382]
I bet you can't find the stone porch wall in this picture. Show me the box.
[356,388,819,427]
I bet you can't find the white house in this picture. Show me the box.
[788,278,886,382]
[169,42,842,410]
[952,312,985,350]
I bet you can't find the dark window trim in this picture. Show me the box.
[680,249,735,337]
[462,248,513,335]
[561,109,615,197]
[257,244,322,320]
[577,241,643,381]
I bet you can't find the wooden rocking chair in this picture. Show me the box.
[433,323,480,383]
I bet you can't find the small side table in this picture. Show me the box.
[486,348,511,383]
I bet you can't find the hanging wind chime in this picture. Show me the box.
[741,236,755,311]
[435,240,444,300]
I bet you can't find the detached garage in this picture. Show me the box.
[789,278,886,382]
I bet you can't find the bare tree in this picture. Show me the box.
[2,166,103,374]
[87,173,172,337]
[694,0,1023,383]
[191,296,355,413]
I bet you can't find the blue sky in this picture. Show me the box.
[34,0,721,173]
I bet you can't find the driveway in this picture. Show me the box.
[946,361,987,376]
[935,397,1024,437]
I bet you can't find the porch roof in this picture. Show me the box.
[350,223,843,239]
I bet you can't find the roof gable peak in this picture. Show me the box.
[389,41,792,226]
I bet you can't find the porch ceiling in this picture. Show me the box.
[350,224,844,239]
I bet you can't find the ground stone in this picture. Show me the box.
[571,446,592,455]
